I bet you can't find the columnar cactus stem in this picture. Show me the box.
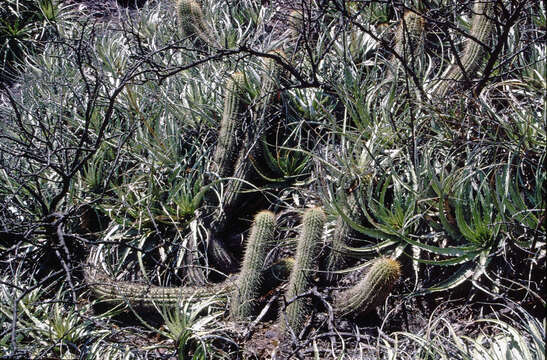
[231,210,277,320]
[211,72,247,179]
[334,257,401,317]
[85,247,293,311]
[389,10,425,79]
[208,52,285,235]
[432,1,494,98]
[175,0,215,47]
[281,207,326,336]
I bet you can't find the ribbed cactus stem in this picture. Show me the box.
[175,0,214,47]
[334,257,401,317]
[259,50,285,115]
[393,11,425,61]
[231,210,277,320]
[387,10,425,81]
[212,72,247,179]
[281,207,326,336]
[433,1,494,98]
[288,10,304,43]
[208,52,285,235]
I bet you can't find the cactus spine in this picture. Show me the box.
[175,0,214,47]
[280,207,326,336]
[432,1,494,98]
[334,257,401,316]
[231,210,277,320]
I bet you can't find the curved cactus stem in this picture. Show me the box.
[85,246,292,312]
[175,0,215,47]
[230,210,277,320]
[431,1,494,98]
[334,257,401,317]
[280,207,326,336]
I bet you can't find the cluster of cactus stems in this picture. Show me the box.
[207,51,285,237]
[85,246,293,310]
[85,0,504,333]
[432,1,494,98]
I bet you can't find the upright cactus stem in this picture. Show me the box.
[385,10,425,83]
[281,207,326,336]
[334,257,401,317]
[432,1,494,98]
[212,72,247,179]
[393,11,425,59]
[230,210,277,320]
[175,0,215,47]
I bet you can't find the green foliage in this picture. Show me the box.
[0,0,75,81]
[159,298,221,360]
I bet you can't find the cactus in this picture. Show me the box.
[175,0,215,47]
[390,10,425,78]
[86,247,293,311]
[287,10,304,44]
[231,210,277,320]
[280,207,326,336]
[211,72,247,179]
[208,52,286,235]
[334,257,401,317]
[261,257,295,290]
[432,1,494,98]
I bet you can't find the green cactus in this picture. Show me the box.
[261,257,295,290]
[208,52,286,235]
[211,72,247,179]
[390,10,425,77]
[231,210,277,320]
[175,0,215,47]
[86,250,293,310]
[280,207,326,336]
[432,1,494,98]
[334,257,401,317]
